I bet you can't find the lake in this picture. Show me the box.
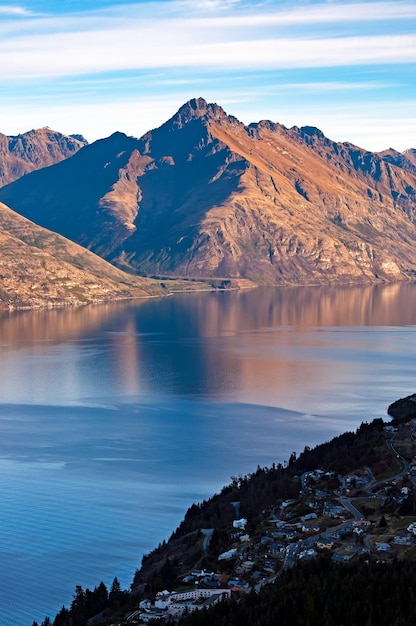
[1,284,416,625]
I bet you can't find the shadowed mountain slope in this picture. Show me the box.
[0,127,87,187]
[1,98,415,284]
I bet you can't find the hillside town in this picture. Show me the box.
[117,418,416,625]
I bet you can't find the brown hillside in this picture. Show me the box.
[0,201,169,310]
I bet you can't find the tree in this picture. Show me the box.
[109,576,123,607]
[70,585,86,624]
[378,514,388,528]
[53,605,70,626]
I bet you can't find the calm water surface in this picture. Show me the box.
[1,284,416,625]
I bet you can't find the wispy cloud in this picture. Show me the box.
[84,1,416,23]
[0,4,33,15]
[0,31,414,80]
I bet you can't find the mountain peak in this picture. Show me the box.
[178,97,223,116]
[182,97,210,112]
[168,97,238,129]
[0,127,88,187]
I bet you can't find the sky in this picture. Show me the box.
[0,0,415,152]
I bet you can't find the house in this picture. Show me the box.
[261,536,274,545]
[202,593,228,608]
[218,548,238,560]
[233,518,247,529]
[154,587,232,615]
[394,534,413,546]
[299,548,317,560]
[236,561,254,573]
[300,512,318,522]
[281,499,296,508]
[139,609,167,623]
[302,525,320,535]
[352,520,371,529]
[324,503,346,518]
[138,599,152,610]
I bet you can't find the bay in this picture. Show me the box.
[0,284,416,625]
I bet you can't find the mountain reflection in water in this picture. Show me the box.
[0,283,415,408]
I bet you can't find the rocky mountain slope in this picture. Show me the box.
[0,127,87,187]
[0,201,174,310]
[1,98,415,285]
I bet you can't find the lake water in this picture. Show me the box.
[1,284,416,625]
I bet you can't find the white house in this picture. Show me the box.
[218,548,238,560]
[233,518,247,529]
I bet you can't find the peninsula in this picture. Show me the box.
[36,396,416,626]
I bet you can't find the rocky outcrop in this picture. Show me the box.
[0,98,415,285]
[387,394,416,422]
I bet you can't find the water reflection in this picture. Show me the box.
[99,283,416,410]
[0,284,416,407]
[1,283,415,347]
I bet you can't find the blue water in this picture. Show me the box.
[1,284,416,625]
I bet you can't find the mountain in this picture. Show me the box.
[0,201,172,310]
[1,98,416,285]
[403,148,416,168]
[0,127,87,187]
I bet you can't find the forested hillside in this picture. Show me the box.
[180,558,416,626]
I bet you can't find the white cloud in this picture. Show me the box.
[181,0,241,9]
[0,4,33,15]
[0,26,414,80]
[91,1,416,23]
[0,1,414,81]
[242,80,396,94]
[250,1,416,25]
[90,1,416,24]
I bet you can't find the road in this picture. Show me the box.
[283,543,298,569]
[339,496,364,520]
[201,528,214,554]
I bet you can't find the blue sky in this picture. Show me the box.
[0,0,415,151]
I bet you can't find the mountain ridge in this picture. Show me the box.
[1,98,415,285]
[0,127,87,187]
